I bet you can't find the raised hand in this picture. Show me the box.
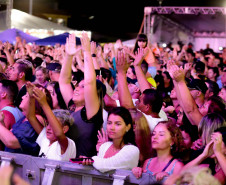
[184,62,192,73]
[91,41,97,54]
[115,50,129,73]
[167,62,185,82]
[182,45,188,52]
[65,33,77,56]
[191,138,203,150]
[103,44,110,55]
[134,48,145,67]
[201,140,214,159]
[96,128,108,151]
[32,87,47,107]
[26,81,35,97]
[80,32,91,53]
[96,46,103,58]
[211,132,223,155]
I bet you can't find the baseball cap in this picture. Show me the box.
[46,63,61,72]
[187,79,208,95]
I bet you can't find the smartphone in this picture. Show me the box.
[69,157,94,164]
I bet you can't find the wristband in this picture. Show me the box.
[91,54,96,57]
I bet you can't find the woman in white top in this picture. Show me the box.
[83,106,140,173]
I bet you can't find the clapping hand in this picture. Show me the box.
[32,87,47,107]
[26,81,35,97]
[167,61,185,82]
[201,140,214,159]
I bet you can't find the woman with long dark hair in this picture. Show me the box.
[83,106,140,173]
[59,33,105,157]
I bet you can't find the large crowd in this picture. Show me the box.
[0,32,225,185]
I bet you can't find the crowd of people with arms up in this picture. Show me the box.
[0,32,225,185]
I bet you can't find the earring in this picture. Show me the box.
[170,145,173,150]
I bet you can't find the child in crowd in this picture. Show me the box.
[26,82,76,161]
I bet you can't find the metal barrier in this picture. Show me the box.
[0,151,156,185]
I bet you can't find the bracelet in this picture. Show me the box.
[91,54,96,57]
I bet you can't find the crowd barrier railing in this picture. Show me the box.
[0,151,156,185]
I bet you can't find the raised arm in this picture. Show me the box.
[167,62,202,126]
[96,46,109,69]
[3,42,14,66]
[134,48,152,93]
[90,41,100,70]
[182,141,214,171]
[25,82,43,134]
[59,34,79,107]
[33,87,68,154]
[80,33,100,120]
[116,51,135,109]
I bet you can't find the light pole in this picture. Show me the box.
[29,0,33,15]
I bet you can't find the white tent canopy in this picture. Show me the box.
[0,9,73,31]
[0,9,91,39]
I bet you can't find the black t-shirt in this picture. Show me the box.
[66,106,103,157]
[15,85,27,109]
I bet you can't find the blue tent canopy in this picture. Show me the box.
[0,28,39,44]
[34,32,81,46]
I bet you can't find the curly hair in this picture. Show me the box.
[157,120,185,158]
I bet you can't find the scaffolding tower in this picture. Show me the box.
[144,6,226,44]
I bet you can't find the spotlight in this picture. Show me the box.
[162,43,167,48]
[219,46,223,51]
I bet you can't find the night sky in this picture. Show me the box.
[13,0,226,42]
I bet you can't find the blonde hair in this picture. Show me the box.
[199,113,226,146]
[176,166,220,185]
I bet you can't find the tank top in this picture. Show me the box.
[145,158,178,176]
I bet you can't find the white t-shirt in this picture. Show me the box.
[92,141,140,173]
[115,99,168,132]
[36,128,76,161]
